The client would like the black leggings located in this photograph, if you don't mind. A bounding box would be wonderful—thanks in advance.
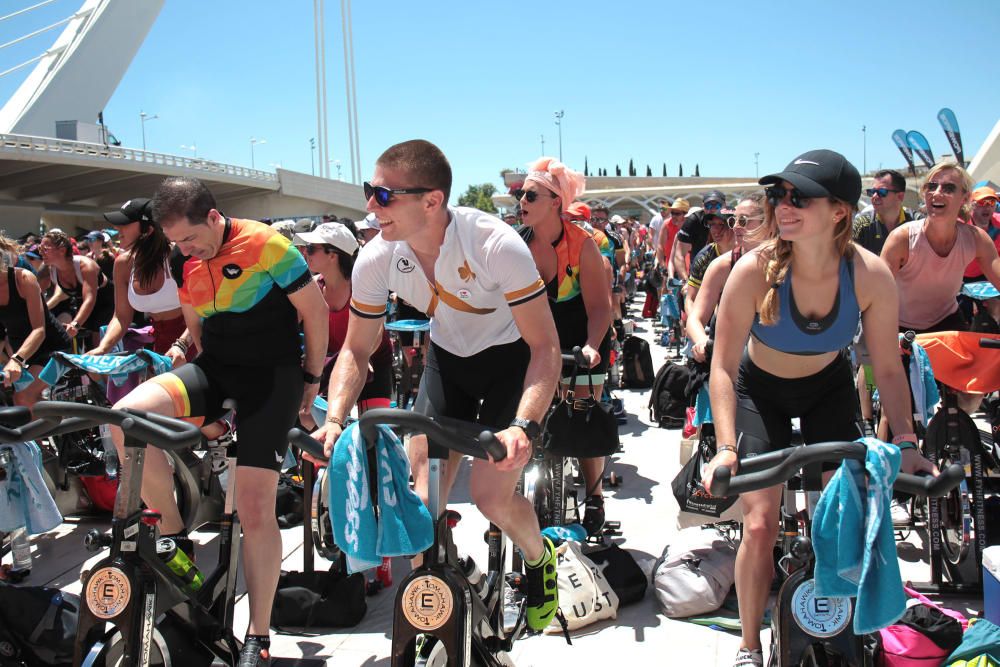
[735,351,862,461]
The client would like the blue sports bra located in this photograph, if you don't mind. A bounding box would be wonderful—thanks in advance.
[750,257,859,356]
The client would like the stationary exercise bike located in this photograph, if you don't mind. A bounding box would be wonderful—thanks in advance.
[29,400,243,667]
[710,441,964,667]
[291,407,529,667]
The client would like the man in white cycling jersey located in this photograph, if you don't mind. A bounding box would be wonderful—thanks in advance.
[310,139,562,631]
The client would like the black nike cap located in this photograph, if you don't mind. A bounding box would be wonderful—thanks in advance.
[759,149,861,206]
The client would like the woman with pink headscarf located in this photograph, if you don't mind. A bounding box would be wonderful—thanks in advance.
[517,157,615,536]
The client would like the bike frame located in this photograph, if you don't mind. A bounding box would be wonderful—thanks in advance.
[75,430,241,666]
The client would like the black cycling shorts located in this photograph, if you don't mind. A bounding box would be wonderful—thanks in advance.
[735,350,862,463]
[151,356,304,471]
[414,339,530,432]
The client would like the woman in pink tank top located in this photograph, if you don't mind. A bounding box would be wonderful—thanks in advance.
[882,161,1000,334]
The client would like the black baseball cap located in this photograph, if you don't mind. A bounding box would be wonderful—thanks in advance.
[759,149,862,206]
[103,198,153,226]
[703,190,726,205]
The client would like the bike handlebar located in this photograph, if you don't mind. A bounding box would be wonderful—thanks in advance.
[981,337,1000,349]
[360,408,505,462]
[709,441,965,498]
[32,401,202,451]
[288,428,329,462]
[0,405,63,443]
[560,346,588,368]
[288,409,506,464]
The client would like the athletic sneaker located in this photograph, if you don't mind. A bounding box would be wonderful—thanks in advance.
[238,636,270,666]
[890,498,912,527]
[524,537,558,631]
[582,495,606,537]
[733,647,763,667]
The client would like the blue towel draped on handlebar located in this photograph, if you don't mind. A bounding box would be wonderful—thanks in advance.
[812,437,904,634]
[38,350,172,387]
[0,442,62,534]
[329,422,433,573]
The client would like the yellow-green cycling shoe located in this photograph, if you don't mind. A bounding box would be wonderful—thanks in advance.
[524,536,558,631]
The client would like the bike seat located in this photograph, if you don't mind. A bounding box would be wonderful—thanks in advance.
[385,319,430,332]
[0,406,30,427]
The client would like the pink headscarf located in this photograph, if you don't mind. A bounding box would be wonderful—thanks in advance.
[524,157,586,213]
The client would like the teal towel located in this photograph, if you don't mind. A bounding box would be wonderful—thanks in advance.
[39,351,171,387]
[329,422,432,573]
[812,437,904,634]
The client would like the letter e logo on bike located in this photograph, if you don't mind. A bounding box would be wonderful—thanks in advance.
[790,578,851,638]
[86,567,132,619]
[401,575,453,631]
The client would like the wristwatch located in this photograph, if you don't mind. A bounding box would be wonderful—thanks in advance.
[509,417,541,440]
[302,370,322,385]
[10,354,26,369]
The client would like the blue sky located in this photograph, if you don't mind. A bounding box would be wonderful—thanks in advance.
[2,0,999,206]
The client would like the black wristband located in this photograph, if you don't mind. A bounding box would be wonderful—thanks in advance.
[303,370,322,385]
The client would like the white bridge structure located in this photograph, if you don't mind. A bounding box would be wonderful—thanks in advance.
[0,0,365,236]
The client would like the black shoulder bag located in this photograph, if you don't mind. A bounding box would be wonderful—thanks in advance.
[545,359,620,458]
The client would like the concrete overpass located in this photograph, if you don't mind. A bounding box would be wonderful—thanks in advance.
[0,132,367,237]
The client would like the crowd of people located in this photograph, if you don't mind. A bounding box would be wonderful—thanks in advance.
[1,137,999,666]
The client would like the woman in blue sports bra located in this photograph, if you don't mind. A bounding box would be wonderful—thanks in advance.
[700,150,937,667]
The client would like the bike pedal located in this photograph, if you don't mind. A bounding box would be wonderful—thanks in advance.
[604,521,621,530]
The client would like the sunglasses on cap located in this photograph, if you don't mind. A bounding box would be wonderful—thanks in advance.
[924,181,959,195]
[766,185,814,209]
[513,189,555,203]
[866,187,902,198]
[703,201,724,212]
[363,182,432,207]
[726,215,764,229]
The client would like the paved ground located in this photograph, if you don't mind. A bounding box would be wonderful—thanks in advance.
[10,297,987,666]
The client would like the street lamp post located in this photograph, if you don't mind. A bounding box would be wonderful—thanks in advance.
[862,125,867,175]
[180,143,198,157]
[310,138,316,176]
[139,111,158,151]
[328,159,342,180]
[554,110,564,161]
[540,134,545,154]
[250,137,266,170]
[754,152,760,179]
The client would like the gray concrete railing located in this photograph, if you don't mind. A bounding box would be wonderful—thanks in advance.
[0,132,278,182]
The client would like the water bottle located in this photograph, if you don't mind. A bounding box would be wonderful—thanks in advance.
[10,526,31,573]
[98,424,119,478]
[156,538,204,592]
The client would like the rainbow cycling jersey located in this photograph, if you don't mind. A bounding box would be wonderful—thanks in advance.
[178,217,311,365]
[350,206,545,358]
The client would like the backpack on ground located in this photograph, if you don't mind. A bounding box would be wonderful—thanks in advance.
[652,524,737,618]
[0,582,80,667]
[648,361,690,428]
[621,336,654,389]
[877,586,966,667]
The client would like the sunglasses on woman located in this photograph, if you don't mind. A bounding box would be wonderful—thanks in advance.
[513,189,554,203]
[726,215,764,229]
[363,182,432,207]
[302,244,333,256]
[924,181,959,195]
[766,185,813,209]
[703,201,724,212]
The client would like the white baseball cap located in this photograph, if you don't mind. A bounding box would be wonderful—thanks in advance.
[356,213,380,231]
[293,222,359,254]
